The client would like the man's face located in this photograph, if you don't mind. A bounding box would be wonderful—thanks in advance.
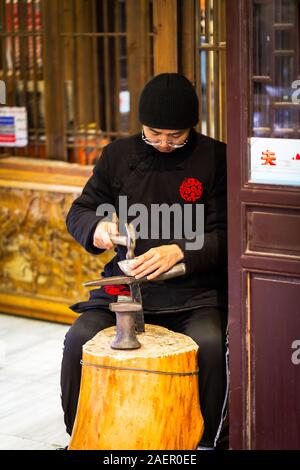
[142,126,190,153]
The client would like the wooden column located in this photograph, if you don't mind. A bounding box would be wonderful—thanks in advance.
[43,0,66,160]
[153,0,178,74]
[75,0,95,127]
[178,0,196,83]
[126,0,150,133]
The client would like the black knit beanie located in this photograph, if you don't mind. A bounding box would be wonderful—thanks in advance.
[138,73,199,129]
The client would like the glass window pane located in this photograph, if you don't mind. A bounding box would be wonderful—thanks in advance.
[196,0,227,142]
[251,0,300,139]
[250,0,300,187]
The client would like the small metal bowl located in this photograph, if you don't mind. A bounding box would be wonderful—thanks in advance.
[118,259,137,276]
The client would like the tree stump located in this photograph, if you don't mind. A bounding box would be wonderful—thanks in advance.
[68,324,204,450]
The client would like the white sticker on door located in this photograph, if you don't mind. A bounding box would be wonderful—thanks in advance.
[250,137,300,186]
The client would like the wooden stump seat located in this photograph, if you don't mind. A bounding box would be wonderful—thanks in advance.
[68,324,204,450]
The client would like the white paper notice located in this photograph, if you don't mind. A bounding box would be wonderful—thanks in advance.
[250,137,300,186]
[0,107,28,147]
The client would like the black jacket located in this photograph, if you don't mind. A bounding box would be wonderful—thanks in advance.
[67,129,227,314]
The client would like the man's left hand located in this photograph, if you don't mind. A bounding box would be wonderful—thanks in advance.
[130,244,184,280]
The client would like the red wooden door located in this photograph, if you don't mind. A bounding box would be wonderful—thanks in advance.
[227,0,300,449]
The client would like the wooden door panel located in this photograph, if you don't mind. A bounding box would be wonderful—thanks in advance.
[250,274,300,449]
[246,206,300,257]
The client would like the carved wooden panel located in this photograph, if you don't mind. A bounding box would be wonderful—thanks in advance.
[0,158,113,324]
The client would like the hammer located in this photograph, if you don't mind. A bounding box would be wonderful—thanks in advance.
[86,222,186,349]
[109,223,135,260]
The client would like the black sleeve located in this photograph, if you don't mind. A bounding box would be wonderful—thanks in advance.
[169,143,227,276]
[66,148,115,254]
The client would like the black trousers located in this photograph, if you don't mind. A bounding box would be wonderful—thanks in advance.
[60,306,228,448]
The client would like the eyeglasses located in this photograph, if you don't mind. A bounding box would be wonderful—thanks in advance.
[142,130,188,148]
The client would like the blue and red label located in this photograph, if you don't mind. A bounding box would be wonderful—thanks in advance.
[0,116,16,143]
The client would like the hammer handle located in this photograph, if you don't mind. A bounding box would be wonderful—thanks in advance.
[109,234,127,247]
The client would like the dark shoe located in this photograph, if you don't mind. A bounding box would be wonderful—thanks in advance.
[56,445,68,450]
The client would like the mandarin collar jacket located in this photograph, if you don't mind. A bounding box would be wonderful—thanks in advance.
[66,130,227,314]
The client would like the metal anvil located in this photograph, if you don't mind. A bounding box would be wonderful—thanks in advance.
[83,262,186,350]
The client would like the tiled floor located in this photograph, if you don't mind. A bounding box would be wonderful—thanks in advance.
[0,313,70,450]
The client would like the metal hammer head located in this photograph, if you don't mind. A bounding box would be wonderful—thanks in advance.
[109,222,136,259]
[124,223,135,259]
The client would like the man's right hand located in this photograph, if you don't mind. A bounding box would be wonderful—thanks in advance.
[93,219,119,250]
